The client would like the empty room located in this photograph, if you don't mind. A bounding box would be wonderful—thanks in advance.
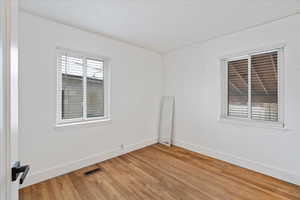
[1,0,300,199]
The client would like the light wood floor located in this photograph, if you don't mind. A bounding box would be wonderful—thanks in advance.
[20,144,300,200]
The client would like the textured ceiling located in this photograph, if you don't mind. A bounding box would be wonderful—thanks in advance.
[20,0,300,53]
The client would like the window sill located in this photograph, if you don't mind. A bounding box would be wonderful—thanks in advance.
[218,117,287,130]
[55,118,111,128]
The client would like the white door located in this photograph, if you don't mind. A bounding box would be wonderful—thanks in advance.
[0,0,27,199]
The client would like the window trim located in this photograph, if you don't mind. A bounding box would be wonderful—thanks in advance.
[56,47,111,126]
[220,44,285,128]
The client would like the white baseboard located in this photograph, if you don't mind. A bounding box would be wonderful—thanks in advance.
[173,140,300,186]
[21,138,158,188]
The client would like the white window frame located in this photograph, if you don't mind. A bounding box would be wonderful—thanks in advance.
[56,47,111,126]
[220,44,285,129]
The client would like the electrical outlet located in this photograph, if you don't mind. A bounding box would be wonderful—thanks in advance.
[120,144,124,149]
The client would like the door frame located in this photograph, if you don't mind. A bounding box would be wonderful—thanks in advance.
[0,0,19,199]
[0,0,9,198]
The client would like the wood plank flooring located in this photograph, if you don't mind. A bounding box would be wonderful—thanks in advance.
[20,144,300,200]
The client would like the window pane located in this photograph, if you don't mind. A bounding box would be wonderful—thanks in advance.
[61,55,84,119]
[228,59,249,118]
[251,52,278,121]
[86,59,105,118]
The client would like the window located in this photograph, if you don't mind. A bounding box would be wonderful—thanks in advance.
[57,48,110,125]
[221,46,284,127]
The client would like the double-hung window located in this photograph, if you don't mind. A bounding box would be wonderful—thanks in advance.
[221,46,284,128]
[56,48,110,125]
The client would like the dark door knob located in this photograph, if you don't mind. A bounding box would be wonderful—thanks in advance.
[12,161,30,184]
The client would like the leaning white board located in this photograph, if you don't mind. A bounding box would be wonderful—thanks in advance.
[158,96,175,146]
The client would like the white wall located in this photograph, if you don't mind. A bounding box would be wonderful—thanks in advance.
[19,12,163,186]
[164,14,300,185]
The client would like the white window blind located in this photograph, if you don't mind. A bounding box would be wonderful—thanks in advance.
[60,54,84,120]
[224,48,283,125]
[86,58,104,118]
[251,52,278,121]
[228,59,249,118]
[57,49,108,124]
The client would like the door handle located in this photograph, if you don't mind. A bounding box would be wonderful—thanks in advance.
[12,161,30,184]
